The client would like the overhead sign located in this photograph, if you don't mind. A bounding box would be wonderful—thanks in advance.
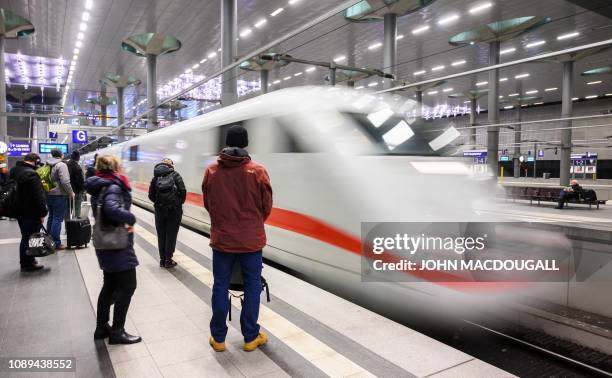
[463,150,487,157]
[7,141,31,156]
[527,156,535,162]
[571,153,597,159]
[39,143,68,154]
[499,155,510,161]
[537,149,544,158]
[48,131,58,139]
[72,130,88,144]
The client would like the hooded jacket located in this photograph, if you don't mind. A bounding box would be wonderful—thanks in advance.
[47,157,74,197]
[86,174,138,272]
[66,159,85,193]
[202,147,273,253]
[148,163,187,208]
[9,161,48,218]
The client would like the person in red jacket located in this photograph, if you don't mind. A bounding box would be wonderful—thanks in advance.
[202,125,273,352]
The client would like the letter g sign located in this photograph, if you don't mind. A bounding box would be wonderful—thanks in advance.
[72,130,88,144]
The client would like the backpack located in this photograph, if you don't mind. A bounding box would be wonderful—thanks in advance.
[0,179,18,217]
[583,189,597,201]
[37,164,56,192]
[155,173,178,207]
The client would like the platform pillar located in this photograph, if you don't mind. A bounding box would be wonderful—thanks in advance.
[100,83,107,128]
[146,54,157,131]
[513,104,522,178]
[560,60,574,186]
[260,70,268,94]
[469,97,477,146]
[415,90,423,118]
[487,41,500,176]
[221,0,237,106]
[383,13,397,89]
[117,86,125,140]
[0,36,6,142]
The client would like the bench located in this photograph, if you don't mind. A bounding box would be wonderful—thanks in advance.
[504,186,606,209]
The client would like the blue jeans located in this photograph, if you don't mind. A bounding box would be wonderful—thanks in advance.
[210,249,262,343]
[46,195,67,246]
[17,217,41,267]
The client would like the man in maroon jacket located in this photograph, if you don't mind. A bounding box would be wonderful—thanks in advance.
[202,125,273,352]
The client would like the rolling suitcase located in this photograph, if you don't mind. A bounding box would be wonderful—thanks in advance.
[66,197,92,249]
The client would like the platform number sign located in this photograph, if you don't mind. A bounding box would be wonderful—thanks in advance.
[72,130,88,144]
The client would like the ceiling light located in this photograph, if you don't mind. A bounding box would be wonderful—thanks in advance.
[77,32,84,40]
[333,55,346,62]
[526,40,546,48]
[368,82,378,87]
[585,95,598,99]
[545,87,557,91]
[499,77,508,82]
[85,0,93,10]
[240,28,252,38]
[218,48,222,52]
[412,25,430,34]
[305,67,316,73]
[82,12,90,21]
[368,42,383,50]
[270,8,284,16]
[355,86,364,90]
[515,73,529,79]
[75,40,83,48]
[413,70,426,75]
[605,93,612,96]
[572,97,579,101]
[557,32,579,40]
[525,89,538,94]
[504,105,514,109]
[509,93,519,97]
[587,80,602,85]
[283,76,291,81]
[451,60,466,66]
[442,88,453,92]
[273,80,281,84]
[200,58,207,64]
[428,90,438,95]
[499,95,503,99]
[79,22,87,31]
[254,19,267,28]
[192,63,199,69]
[533,102,544,105]
[396,34,404,40]
[438,14,459,25]
[500,47,516,55]
[476,81,488,86]
[431,65,445,71]
[208,52,217,58]
[73,48,80,55]
[469,2,492,13]
[294,72,302,77]
[289,0,301,4]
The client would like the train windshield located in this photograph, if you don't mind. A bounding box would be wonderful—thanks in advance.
[349,112,460,156]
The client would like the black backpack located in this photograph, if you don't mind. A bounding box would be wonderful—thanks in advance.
[155,173,178,207]
[0,179,18,217]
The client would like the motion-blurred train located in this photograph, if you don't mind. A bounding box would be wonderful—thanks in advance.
[82,86,556,321]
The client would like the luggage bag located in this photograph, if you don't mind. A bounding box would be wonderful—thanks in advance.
[66,198,91,249]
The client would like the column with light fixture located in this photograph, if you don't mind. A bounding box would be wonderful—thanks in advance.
[100,82,107,127]
[559,61,573,186]
[383,13,397,90]
[102,74,141,141]
[121,33,181,132]
[0,10,35,142]
[487,41,500,176]
[221,0,238,106]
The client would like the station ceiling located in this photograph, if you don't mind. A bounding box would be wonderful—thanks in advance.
[1,0,612,122]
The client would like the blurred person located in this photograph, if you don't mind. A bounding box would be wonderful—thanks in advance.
[202,125,273,352]
[86,155,141,344]
[66,150,86,218]
[148,158,186,268]
[9,153,48,271]
[0,165,7,220]
[86,153,98,180]
[556,179,584,209]
[46,149,74,249]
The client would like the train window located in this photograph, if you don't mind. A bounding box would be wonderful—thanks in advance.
[274,119,307,153]
[129,145,138,161]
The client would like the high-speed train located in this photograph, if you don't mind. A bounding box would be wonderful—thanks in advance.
[82,86,557,321]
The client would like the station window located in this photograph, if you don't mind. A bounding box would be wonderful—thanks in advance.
[129,145,138,161]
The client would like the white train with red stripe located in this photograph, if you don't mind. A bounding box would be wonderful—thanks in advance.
[83,86,541,321]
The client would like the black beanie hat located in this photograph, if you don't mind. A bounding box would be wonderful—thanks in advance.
[226,125,248,148]
[71,150,80,161]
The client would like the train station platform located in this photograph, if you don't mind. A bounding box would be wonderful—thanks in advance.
[0,206,514,378]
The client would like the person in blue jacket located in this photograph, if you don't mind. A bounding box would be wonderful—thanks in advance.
[86,155,141,345]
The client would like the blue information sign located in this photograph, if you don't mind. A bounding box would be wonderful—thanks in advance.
[39,143,69,154]
[48,131,58,139]
[537,149,544,158]
[527,156,535,162]
[7,141,31,156]
[463,150,487,157]
[499,155,510,161]
[72,130,88,144]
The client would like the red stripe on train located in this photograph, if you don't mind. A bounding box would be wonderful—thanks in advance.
[132,181,525,292]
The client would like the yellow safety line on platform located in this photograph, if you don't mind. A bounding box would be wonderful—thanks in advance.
[133,224,377,378]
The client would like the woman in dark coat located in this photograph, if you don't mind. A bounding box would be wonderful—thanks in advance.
[86,155,141,345]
